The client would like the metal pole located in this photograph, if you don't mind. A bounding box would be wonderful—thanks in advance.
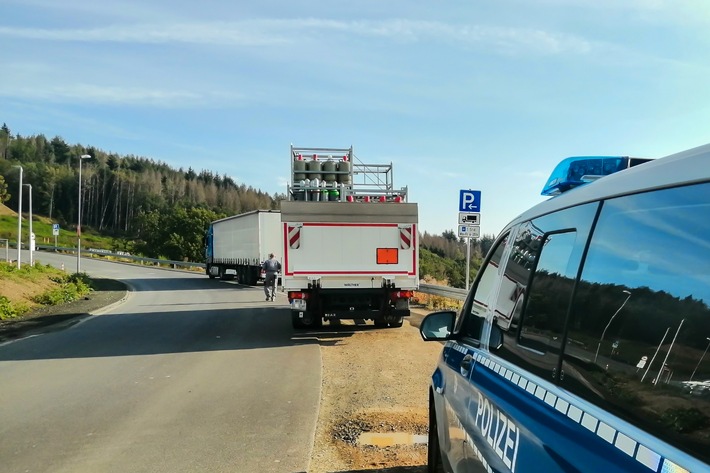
[654,318,685,386]
[594,290,632,362]
[14,165,23,268]
[76,154,91,273]
[689,337,710,382]
[641,327,669,383]
[465,237,471,290]
[77,157,82,273]
[1,238,8,262]
[24,183,33,266]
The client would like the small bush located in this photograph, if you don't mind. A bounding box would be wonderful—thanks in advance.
[0,295,19,320]
[32,273,93,306]
[0,296,28,320]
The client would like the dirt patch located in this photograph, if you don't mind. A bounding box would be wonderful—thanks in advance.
[308,314,442,472]
[0,275,57,306]
[330,409,429,470]
[0,202,16,216]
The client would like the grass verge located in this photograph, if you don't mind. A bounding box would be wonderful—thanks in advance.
[0,262,93,320]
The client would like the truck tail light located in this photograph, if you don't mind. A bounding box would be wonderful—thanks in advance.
[390,290,413,300]
[288,291,309,300]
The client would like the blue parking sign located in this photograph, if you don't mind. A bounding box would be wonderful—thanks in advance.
[459,190,481,212]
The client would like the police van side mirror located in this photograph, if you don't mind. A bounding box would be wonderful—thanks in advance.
[420,311,456,341]
[489,323,504,351]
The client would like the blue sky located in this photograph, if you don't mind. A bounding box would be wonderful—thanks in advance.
[2,0,709,237]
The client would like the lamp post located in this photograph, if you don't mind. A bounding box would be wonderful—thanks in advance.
[23,183,33,266]
[594,289,632,362]
[13,165,23,268]
[690,337,710,382]
[77,154,91,273]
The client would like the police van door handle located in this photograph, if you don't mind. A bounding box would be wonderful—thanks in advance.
[460,354,474,375]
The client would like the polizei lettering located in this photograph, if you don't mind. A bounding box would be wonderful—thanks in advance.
[475,392,519,472]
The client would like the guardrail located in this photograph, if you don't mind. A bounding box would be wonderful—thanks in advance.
[35,245,467,299]
[417,283,467,301]
[36,245,206,271]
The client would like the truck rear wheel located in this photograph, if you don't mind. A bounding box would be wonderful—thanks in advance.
[376,315,403,328]
[207,265,216,279]
[291,310,322,330]
[250,268,259,286]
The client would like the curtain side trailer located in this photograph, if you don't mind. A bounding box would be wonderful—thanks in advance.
[205,210,282,285]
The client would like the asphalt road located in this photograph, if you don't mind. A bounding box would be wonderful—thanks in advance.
[0,251,321,473]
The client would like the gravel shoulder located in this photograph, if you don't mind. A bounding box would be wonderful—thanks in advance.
[308,309,442,473]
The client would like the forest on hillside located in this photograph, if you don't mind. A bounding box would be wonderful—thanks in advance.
[0,123,282,260]
[0,123,495,286]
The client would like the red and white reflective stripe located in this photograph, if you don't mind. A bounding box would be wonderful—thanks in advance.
[399,225,412,250]
[288,225,301,249]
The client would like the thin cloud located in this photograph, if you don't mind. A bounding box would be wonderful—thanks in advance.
[1,83,242,107]
[0,23,286,46]
[0,19,595,55]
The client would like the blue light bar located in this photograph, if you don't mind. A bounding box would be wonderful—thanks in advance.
[541,156,651,196]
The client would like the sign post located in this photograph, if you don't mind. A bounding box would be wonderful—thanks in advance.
[52,223,59,250]
[458,190,482,290]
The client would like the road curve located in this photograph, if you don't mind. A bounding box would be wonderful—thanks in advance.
[0,251,321,473]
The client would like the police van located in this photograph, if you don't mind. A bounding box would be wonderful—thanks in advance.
[420,144,710,473]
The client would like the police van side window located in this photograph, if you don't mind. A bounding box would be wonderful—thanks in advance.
[562,182,710,464]
[519,231,577,357]
[458,233,509,340]
[495,203,598,381]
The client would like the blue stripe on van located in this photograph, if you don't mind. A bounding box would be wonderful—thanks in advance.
[470,351,690,473]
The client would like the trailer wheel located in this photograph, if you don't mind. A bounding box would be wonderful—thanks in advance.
[207,265,216,279]
[374,318,388,328]
[291,310,322,330]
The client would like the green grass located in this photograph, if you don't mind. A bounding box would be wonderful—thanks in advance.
[31,272,93,305]
[0,214,117,251]
[0,262,94,320]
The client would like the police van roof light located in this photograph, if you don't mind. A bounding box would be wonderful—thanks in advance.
[541,156,653,196]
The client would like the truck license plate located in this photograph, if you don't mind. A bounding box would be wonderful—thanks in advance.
[292,299,307,310]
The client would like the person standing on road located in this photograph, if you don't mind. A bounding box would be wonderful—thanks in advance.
[262,253,281,301]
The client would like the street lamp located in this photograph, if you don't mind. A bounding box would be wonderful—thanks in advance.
[690,337,710,382]
[13,165,22,268]
[77,154,91,273]
[23,183,33,266]
[594,289,632,362]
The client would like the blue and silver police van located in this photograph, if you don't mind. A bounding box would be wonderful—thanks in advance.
[421,144,710,472]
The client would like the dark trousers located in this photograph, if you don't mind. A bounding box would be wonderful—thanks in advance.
[264,272,277,298]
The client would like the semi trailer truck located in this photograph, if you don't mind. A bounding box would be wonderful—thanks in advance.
[205,210,281,285]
